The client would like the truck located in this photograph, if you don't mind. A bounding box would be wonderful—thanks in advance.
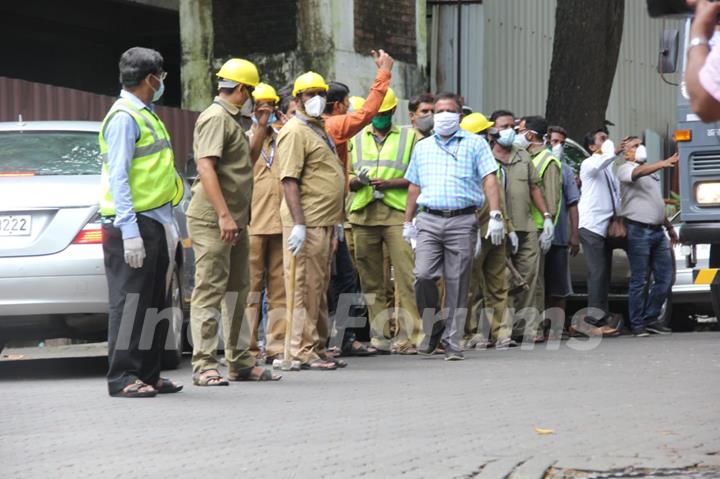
[658,16,720,320]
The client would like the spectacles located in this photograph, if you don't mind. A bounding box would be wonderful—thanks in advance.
[155,71,168,81]
[243,84,255,95]
[304,90,327,98]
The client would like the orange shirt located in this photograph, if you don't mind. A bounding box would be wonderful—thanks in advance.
[324,69,391,191]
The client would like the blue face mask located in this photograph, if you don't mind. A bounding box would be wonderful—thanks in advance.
[497,128,516,147]
[252,112,278,125]
[151,77,164,103]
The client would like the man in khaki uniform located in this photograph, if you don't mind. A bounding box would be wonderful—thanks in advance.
[488,110,552,341]
[188,58,280,386]
[348,88,421,354]
[276,71,344,371]
[459,114,515,349]
[246,83,286,363]
[517,116,560,341]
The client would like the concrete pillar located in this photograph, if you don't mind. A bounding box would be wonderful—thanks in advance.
[179,0,213,111]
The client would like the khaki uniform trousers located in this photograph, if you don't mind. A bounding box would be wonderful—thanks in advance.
[353,224,422,350]
[247,234,286,359]
[510,230,540,337]
[465,237,512,343]
[188,218,254,374]
[282,226,333,364]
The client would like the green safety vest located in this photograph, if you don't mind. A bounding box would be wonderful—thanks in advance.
[530,148,562,229]
[98,98,183,217]
[349,125,415,212]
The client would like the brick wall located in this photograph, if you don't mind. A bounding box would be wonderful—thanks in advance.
[354,0,417,64]
[212,0,297,58]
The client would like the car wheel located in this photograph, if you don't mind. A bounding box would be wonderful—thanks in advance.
[669,306,697,332]
[161,265,184,370]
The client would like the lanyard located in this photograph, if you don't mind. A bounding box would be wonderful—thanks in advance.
[261,139,275,168]
[434,135,461,160]
[295,112,336,154]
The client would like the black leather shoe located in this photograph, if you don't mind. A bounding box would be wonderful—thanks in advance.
[418,321,446,355]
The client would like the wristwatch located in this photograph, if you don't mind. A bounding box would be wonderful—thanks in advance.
[689,37,710,50]
[543,212,552,219]
[490,212,503,221]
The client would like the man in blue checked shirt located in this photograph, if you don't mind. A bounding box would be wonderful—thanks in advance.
[403,92,502,360]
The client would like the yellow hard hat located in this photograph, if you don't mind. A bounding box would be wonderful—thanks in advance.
[216,58,260,88]
[349,96,365,111]
[252,82,280,103]
[460,112,494,134]
[379,87,398,113]
[292,71,329,97]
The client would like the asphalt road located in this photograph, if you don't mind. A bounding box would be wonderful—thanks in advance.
[1,333,719,478]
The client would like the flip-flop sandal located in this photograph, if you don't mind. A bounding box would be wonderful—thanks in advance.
[342,342,375,357]
[396,346,418,355]
[301,360,337,371]
[155,378,183,394]
[111,380,157,398]
[193,369,230,386]
[228,367,282,381]
[327,357,347,368]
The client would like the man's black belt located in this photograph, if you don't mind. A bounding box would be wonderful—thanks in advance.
[422,206,477,218]
[625,218,663,231]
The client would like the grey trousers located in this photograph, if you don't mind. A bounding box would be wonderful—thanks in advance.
[414,212,478,351]
[579,227,612,326]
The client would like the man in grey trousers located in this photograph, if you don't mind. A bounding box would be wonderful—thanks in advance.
[403,92,502,360]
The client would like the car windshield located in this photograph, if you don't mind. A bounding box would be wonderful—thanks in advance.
[0,131,101,175]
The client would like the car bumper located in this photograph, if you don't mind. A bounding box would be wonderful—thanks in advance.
[673,268,713,306]
[0,244,108,317]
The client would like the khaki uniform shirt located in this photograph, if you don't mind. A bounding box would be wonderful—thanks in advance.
[276,114,344,227]
[248,126,282,235]
[500,148,541,233]
[187,97,253,226]
[477,170,513,237]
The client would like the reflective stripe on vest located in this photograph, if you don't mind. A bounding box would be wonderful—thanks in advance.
[98,98,182,216]
[349,126,414,212]
[531,148,562,228]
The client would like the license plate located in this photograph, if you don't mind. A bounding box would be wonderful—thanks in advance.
[0,215,31,236]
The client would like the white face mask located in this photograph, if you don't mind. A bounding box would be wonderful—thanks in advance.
[552,143,564,158]
[240,97,254,116]
[304,95,327,118]
[513,132,530,150]
[433,111,460,136]
[634,144,648,164]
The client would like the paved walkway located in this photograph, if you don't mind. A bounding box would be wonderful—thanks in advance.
[1,333,719,478]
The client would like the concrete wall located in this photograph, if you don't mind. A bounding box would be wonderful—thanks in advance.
[178,0,429,118]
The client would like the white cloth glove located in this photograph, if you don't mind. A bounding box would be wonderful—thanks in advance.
[508,231,519,255]
[474,230,482,258]
[123,236,146,269]
[402,222,417,246]
[542,217,555,241]
[485,210,505,246]
[335,224,345,243]
[539,232,552,254]
[287,224,306,256]
[357,167,371,185]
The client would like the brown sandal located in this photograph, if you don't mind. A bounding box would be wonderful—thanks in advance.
[300,360,337,371]
[228,367,282,381]
[193,369,229,386]
[111,380,157,398]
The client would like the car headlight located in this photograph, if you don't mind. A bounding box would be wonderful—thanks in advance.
[695,182,720,206]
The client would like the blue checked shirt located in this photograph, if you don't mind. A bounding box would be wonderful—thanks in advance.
[405,128,497,210]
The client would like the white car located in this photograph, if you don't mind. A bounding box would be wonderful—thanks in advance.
[0,121,194,367]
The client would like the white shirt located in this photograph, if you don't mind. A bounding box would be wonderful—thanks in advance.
[578,143,620,237]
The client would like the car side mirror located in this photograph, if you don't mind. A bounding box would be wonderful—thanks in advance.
[658,28,679,74]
